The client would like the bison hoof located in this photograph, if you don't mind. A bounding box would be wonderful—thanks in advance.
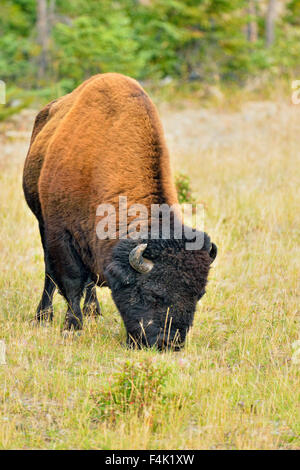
[36,308,53,324]
[83,302,101,317]
[63,314,83,332]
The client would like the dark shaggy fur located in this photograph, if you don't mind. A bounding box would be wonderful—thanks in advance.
[105,230,215,350]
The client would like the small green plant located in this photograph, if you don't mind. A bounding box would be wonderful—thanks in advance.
[175,172,197,205]
[90,358,170,421]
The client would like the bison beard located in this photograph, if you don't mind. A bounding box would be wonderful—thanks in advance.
[22,73,217,350]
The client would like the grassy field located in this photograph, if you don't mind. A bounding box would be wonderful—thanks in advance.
[0,100,299,449]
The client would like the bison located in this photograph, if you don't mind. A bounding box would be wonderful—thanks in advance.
[23,73,217,350]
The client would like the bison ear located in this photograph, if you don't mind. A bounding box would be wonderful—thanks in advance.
[209,243,217,262]
[104,260,135,290]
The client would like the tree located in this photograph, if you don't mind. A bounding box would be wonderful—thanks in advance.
[36,0,50,80]
[247,0,258,43]
[266,0,277,47]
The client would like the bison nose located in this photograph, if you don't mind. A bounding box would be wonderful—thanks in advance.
[126,327,184,351]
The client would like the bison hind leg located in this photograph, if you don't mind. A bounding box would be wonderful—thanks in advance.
[36,222,56,324]
[46,230,89,332]
[36,273,56,323]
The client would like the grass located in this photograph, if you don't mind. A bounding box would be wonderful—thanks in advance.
[0,99,299,449]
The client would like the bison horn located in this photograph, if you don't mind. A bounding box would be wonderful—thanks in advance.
[129,243,154,274]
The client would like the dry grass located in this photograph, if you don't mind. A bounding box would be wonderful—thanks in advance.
[0,100,299,449]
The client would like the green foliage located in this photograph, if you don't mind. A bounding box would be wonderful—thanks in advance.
[286,0,300,26]
[90,358,170,421]
[52,3,145,88]
[0,0,300,107]
[175,172,196,205]
[0,0,38,84]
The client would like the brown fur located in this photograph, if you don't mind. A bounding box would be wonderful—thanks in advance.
[24,73,178,283]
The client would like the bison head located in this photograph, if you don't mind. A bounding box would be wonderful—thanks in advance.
[104,231,217,350]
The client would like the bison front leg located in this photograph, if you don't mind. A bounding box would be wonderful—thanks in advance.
[63,294,84,331]
[83,282,101,317]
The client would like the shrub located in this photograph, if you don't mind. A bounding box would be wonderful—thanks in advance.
[90,358,171,421]
[175,172,197,205]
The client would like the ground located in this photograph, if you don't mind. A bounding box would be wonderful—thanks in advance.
[0,99,299,449]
